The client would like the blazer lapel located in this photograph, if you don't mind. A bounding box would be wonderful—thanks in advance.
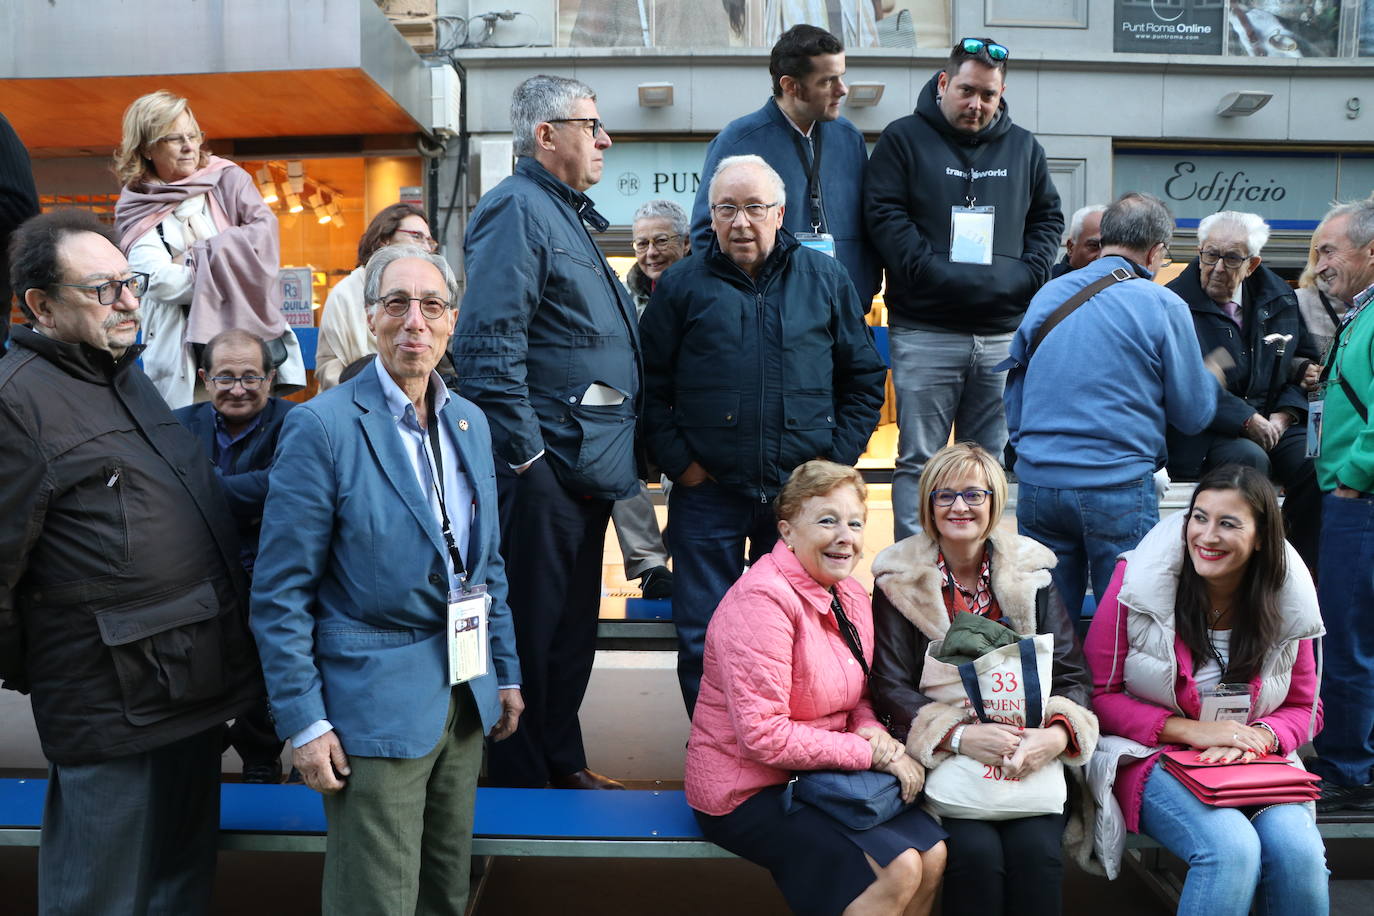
[353,373,447,559]
[437,402,482,574]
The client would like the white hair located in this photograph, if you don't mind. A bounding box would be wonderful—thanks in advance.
[633,199,689,238]
[708,154,786,205]
[1197,210,1270,256]
[1064,204,1107,247]
[510,75,596,158]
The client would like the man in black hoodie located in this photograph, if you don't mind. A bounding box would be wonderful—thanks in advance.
[865,38,1062,539]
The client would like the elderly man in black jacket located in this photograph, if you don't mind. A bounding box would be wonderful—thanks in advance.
[641,154,887,715]
[0,210,261,914]
[1165,210,1322,570]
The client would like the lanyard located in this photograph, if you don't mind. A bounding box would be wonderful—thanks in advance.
[421,394,469,588]
[788,125,825,232]
[948,138,989,207]
[1317,289,1343,334]
[829,588,869,678]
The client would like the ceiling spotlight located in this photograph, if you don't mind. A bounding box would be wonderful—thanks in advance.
[287,160,305,194]
[285,193,303,214]
[255,167,279,204]
[846,82,885,108]
[1216,90,1273,117]
[637,82,674,108]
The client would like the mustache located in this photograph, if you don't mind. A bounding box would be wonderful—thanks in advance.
[103,310,140,330]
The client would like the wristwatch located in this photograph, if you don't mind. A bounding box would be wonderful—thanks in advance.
[949,724,969,755]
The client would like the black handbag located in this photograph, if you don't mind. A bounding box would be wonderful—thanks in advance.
[779,590,913,830]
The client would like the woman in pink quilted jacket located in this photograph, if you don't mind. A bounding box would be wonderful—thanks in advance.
[686,460,947,915]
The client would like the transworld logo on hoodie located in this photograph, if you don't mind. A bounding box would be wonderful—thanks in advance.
[945,166,1010,180]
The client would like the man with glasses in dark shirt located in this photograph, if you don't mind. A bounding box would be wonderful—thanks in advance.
[175,328,295,782]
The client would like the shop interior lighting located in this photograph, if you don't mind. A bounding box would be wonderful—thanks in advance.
[286,160,306,194]
[637,82,674,108]
[255,167,279,204]
[1216,90,1273,117]
[846,82,885,107]
[285,192,303,214]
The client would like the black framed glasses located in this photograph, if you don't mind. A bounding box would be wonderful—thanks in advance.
[957,37,1009,61]
[548,117,606,138]
[207,375,269,392]
[378,295,453,320]
[931,488,994,507]
[394,228,438,252]
[710,203,779,222]
[631,234,681,254]
[1199,249,1250,269]
[53,272,149,305]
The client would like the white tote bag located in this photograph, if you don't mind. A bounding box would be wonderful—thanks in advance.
[920,634,1068,820]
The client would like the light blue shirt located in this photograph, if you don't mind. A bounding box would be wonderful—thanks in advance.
[290,361,478,749]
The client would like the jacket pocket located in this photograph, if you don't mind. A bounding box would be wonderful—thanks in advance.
[780,392,837,462]
[675,390,741,428]
[95,579,224,726]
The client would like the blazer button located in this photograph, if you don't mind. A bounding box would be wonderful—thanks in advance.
[429,573,444,586]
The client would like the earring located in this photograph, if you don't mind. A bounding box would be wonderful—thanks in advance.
[786,543,794,552]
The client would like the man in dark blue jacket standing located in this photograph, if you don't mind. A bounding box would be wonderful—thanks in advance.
[866,37,1062,540]
[642,155,886,714]
[690,25,880,309]
[453,75,641,790]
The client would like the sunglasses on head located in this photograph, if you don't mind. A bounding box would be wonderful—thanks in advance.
[958,37,1009,61]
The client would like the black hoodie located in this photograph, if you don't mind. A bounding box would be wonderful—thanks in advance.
[864,70,1063,334]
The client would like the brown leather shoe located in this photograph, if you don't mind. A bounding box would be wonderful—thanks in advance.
[551,768,627,790]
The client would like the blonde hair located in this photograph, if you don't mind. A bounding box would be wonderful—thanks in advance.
[113,91,209,188]
[917,442,1007,542]
[774,460,867,523]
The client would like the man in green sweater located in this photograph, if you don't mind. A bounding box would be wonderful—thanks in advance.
[1309,196,1374,813]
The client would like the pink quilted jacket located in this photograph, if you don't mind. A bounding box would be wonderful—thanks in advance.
[685,541,882,816]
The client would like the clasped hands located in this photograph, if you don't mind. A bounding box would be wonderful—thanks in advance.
[952,722,1069,779]
[1188,721,1274,764]
[856,725,924,803]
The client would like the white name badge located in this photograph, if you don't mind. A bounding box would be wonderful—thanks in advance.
[1306,388,1324,458]
[1200,684,1251,723]
[447,585,490,686]
[949,206,995,265]
[795,232,837,258]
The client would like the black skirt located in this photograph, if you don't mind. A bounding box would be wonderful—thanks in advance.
[695,784,947,916]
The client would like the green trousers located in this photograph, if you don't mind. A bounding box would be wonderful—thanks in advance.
[321,688,484,915]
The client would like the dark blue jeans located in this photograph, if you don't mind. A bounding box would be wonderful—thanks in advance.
[1312,492,1374,787]
[1015,474,1157,624]
[667,479,777,717]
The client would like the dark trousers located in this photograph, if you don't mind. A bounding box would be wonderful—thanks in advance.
[39,727,222,916]
[939,812,1068,916]
[487,457,612,787]
[1178,425,1320,573]
[667,479,778,717]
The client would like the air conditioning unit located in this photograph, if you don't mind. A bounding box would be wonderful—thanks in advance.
[430,65,462,137]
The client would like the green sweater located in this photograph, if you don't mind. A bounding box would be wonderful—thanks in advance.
[1317,287,1374,492]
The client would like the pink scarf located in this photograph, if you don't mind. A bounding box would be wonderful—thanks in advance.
[114,156,287,345]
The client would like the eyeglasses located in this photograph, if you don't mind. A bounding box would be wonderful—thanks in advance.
[53,272,150,306]
[207,375,269,391]
[1199,249,1250,269]
[957,37,1009,61]
[378,295,453,320]
[155,131,205,147]
[930,488,994,507]
[631,234,681,254]
[548,117,607,138]
[394,228,438,252]
[710,203,779,223]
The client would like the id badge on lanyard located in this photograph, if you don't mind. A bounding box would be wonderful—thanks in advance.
[950,205,995,265]
[1199,684,1251,723]
[1306,385,1325,458]
[448,583,490,685]
[795,232,836,258]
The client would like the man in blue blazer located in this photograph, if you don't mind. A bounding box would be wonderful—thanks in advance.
[251,244,522,915]
[175,328,295,783]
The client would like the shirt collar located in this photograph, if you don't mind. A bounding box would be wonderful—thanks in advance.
[213,406,264,443]
[373,357,449,429]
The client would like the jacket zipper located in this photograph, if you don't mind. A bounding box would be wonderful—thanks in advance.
[756,289,767,503]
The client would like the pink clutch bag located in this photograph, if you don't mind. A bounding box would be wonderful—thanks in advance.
[1161,750,1320,808]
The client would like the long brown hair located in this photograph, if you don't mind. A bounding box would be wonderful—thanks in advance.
[355,203,428,268]
[1175,465,1287,681]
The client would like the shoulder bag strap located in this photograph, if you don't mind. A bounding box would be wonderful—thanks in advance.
[1027,267,1137,363]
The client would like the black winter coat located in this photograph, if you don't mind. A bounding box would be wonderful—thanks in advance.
[1164,261,1320,478]
[639,230,887,501]
[0,328,262,764]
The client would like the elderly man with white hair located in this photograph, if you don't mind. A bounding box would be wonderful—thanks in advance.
[640,153,887,714]
[1164,209,1322,571]
[1050,203,1106,278]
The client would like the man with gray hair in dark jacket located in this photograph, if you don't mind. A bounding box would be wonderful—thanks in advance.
[453,74,641,791]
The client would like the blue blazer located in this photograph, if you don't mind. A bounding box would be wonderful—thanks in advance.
[249,368,520,758]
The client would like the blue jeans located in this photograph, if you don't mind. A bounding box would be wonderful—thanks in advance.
[1140,765,1329,916]
[1312,492,1374,787]
[1016,474,1156,624]
[890,326,1012,540]
[667,479,777,717]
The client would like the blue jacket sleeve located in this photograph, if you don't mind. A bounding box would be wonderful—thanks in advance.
[1161,298,1221,437]
[1020,143,1064,285]
[638,275,695,479]
[249,407,336,740]
[452,192,550,467]
[828,276,887,465]
[691,134,729,258]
